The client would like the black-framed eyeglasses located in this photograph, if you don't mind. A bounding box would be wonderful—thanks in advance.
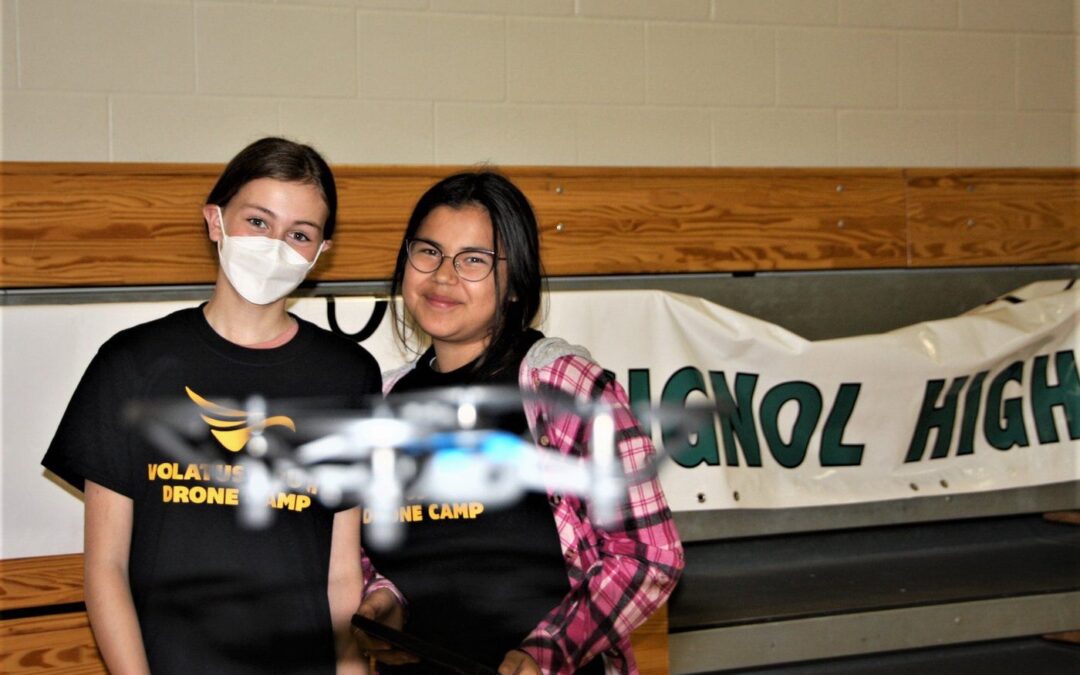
[405,238,505,282]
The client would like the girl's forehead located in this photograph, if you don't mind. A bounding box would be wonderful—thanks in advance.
[236,177,322,200]
[231,178,329,223]
[417,204,495,246]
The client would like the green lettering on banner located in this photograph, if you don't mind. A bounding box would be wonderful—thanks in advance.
[760,382,821,469]
[820,383,864,466]
[905,377,967,462]
[662,367,719,467]
[957,371,988,456]
[985,362,1030,450]
[708,371,762,467]
[627,369,654,435]
[1030,350,1080,444]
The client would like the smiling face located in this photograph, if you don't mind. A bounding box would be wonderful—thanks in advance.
[402,204,506,371]
[205,177,331,262]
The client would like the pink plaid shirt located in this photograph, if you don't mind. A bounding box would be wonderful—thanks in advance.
[362,337,684,674]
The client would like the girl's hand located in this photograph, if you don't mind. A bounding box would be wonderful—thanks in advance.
[498,649,541,675]
[351,588,417,666]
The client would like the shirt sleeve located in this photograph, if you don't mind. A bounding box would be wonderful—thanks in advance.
[360,547,408,613]
[41,338,138,496]
[519,355,685,674]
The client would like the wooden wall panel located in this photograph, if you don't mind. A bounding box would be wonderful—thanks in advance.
[511,168,908,275]
[1,163,1076,289]
[2,164,222,288]
[907,169,1080,267]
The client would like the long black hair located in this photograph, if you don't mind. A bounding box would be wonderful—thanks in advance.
[390,170,543,378]
[205,136,338,240]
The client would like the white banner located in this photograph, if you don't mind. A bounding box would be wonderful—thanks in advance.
[515,281,1079,513]
[3,282,1077,556]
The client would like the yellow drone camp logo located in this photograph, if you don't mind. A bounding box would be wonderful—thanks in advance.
[185,387,297,452]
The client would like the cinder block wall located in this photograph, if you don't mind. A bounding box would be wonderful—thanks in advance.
[1,0,1076,166]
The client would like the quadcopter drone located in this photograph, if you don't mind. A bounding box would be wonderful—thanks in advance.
[133,384,716,550]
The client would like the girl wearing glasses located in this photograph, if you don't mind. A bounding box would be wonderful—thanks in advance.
[354,171,683,675]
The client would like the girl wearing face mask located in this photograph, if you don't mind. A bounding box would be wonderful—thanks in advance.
[42,137,379,675]
[353,172,684,675]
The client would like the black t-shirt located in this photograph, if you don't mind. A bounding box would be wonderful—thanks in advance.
[369,331,602,674]
[42,307,382,674]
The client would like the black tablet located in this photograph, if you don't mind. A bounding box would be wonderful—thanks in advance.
[351,614,500,675]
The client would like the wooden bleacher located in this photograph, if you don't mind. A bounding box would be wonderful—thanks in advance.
[0,554,99,672]
[0,553,668,674]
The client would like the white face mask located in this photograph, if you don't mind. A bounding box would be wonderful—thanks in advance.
[214,206,324,305]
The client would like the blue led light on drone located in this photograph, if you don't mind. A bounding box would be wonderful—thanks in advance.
[432,448,470,466]
[480,432,524,462]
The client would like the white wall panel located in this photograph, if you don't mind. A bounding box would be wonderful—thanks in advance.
[19,0,194,93]
[0,2,1074,178]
